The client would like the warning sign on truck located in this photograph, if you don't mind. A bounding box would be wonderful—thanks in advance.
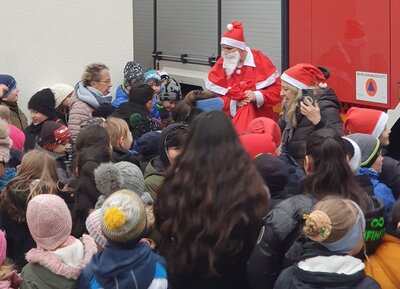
[356,71,388,104]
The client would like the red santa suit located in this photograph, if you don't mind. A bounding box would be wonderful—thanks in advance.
[206,47,281,133]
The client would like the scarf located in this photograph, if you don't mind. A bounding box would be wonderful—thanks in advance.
[75,82,111,109]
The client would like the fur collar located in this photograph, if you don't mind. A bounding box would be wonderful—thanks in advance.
[25,235,97,280]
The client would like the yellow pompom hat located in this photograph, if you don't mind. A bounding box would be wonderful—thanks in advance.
[100,189,147,243]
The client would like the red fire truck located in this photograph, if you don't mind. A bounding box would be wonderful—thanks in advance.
[289,0,400,128]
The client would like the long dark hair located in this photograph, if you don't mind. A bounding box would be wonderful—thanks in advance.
[71,145,111,237]
[302,128,370,211]
[155,111,269,277]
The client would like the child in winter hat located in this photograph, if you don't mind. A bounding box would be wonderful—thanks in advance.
[345,107,390,146]
[364,199,400,288]
[22,194,97,288]
[38,121,71,184]
[112,61,144,108]
[94,161,155,232]
[51,83,74,111]
[24,88,60,152]
[0,230,21,289]
[94,161,146,208]
[28,88,57,123]
[77,190,168,289]
[274,197,380,289]
[0,75,28,131]
[85,209,107,250]
[347,133,395,213]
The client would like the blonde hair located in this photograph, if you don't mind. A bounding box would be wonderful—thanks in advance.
[104,117,130,147]
[0,258,15,281]
[0,106,11,123]
[81,63,109,86]
[282,82,319,128]
[303,197,359,243]
[14,150,59,201]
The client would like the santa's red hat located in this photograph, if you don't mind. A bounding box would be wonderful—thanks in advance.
[344,107,388,138]
[220,21,246,50]
[281,63,327,89]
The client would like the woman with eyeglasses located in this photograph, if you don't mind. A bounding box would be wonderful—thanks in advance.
[68,63,112,144]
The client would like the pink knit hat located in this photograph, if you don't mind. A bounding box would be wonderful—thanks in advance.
[86,209,107,248]
[27,194,72,251]
[0,230,6,265]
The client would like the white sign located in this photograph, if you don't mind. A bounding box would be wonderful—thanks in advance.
[356,71,388,104]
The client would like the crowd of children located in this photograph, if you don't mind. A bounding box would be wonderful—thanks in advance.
[0,58,400,289]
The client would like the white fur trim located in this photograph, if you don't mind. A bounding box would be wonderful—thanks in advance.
[227,23,233,30]
[53,239,84,267]
[205,78,229,95]
[343,137,362,174]
[220,37,247,50]
[254,91,264,108]
[256,70,280,90]
[372,112,388,138]
[230,100,238,117]
[298,255,364,275]
[281,72,308,89]
[319,82,328,88]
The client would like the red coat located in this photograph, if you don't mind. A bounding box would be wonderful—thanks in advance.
[206,47,281,133]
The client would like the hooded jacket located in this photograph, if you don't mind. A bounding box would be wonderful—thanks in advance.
[364,233,400,289]
[77,242,167,289]
[274,254,380,289]
[278,87,343,166]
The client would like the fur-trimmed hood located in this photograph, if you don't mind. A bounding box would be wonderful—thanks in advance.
[25,234,97,280]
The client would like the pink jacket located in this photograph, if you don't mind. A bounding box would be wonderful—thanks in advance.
[67,92,95,144]
[8,124,25,151]
[0,271,21,289]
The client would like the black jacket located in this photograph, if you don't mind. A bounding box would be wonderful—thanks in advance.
[278,87,343,166]
[380,156,400,199]
[274,242,381,289]
[112,147,140,167]
[247,194,315,289]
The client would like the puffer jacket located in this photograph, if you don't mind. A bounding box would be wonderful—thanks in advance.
[247,194,314,289]
[278,87,343,166]
[67,92,95,144]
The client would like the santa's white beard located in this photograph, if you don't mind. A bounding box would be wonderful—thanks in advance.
[222,51,240,78]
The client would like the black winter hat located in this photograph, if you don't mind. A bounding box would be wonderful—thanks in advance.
[159,122,188,167]
[28,88,56,118]
[254,153,289,193]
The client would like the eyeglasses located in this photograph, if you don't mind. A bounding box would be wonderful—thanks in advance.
[97,80,112,84]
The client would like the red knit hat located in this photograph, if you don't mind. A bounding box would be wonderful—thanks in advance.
[344,107,388,138]
[220,21,246,50]
[247,117,282,148]
[281,63,327,89]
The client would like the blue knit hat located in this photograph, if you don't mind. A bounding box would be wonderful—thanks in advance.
[0,75,17,98]
[144,70,161,85]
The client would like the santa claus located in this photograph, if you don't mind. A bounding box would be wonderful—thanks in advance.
[206,21,281,133]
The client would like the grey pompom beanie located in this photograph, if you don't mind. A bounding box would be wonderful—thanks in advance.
[94,161,145,197]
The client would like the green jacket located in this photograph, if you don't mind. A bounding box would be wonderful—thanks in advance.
[21,263,76,289]
[144,156,166,200]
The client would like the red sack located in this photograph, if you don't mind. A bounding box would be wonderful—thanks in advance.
[226,80,256,100]
[232,104,257,134]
